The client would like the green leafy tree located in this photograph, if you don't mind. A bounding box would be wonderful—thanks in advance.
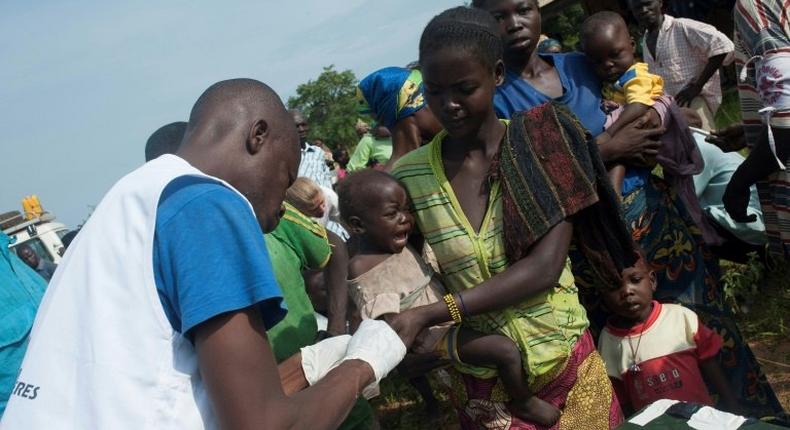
[543,4,586,51]
[287,65,364,150]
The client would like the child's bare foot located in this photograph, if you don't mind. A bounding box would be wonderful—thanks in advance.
[510,396,561,427]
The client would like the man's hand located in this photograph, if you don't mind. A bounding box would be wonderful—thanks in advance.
[707,124,747,152]
[675,81,703,107]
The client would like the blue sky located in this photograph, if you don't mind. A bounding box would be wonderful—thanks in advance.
[0,0,462,228]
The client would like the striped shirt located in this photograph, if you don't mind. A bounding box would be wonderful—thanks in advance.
[734,0,790,259]
[640,14,734,114]
[392,129,588,388]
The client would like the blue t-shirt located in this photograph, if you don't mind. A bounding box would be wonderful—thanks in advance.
[493,52,647,195]
[153,176,286,338]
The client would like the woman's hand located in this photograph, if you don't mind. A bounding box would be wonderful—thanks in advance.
[598,111,665,166]
[388,308,431,348]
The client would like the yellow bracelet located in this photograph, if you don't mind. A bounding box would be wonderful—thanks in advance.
[443,293,462,323]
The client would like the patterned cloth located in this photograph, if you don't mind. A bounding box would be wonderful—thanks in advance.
[499,104,637,287]
[640,14,734,115]
[357,67,426,129]
[734,0,790,260]
[602,62,664,107]
[392,126,590,387]
[448,332,622,430]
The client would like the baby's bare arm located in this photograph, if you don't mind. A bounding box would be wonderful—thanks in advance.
[607,102,651,137]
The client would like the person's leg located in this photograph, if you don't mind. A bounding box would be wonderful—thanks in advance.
[455,328,561,426]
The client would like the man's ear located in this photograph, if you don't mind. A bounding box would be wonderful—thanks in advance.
[494,60,506,86]
[347,215,366,235]
[247,118,269,155]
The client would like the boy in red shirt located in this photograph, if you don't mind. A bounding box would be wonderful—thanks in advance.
[597,254,739,415]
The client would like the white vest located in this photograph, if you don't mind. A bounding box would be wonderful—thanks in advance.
[1,155,254,429]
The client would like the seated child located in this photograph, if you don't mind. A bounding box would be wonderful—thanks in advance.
[337,170,561,426]
[597,252,739,415]
[580,11,664,194]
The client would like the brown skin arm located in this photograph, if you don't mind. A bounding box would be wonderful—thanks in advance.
[384,116,422,172]
[324,231,349,336]
[608,164,627,197]
[195,306,374,430]
[675,53,728,107]
[607,103,651,137]
[699,357,740,413]
[723,127,790,222]
[597,110,665,167]
[278,352,309,395]
[390,221,573,347]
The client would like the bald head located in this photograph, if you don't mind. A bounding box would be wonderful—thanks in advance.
[145,121,187,162]
[178,78,301,233]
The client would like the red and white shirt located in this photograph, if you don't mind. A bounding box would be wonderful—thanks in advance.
[597,302,722,411]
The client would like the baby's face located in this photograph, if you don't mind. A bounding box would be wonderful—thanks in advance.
[585,24,636,83]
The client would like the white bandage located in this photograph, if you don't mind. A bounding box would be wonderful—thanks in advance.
[300,335,351,386]
[343,319,407,398]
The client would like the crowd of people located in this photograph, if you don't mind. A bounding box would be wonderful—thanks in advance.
[1,0,788,429]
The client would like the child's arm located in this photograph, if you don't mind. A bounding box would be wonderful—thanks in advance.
[324,231,349,336]
[607,102,651,137]
[699,358,740,413]
[607,164,626,197]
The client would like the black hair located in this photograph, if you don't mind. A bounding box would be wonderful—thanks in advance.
[471,0,539,8]
[336,169,403,225]
[418,6,503,72]
[579,11,628,51]
[145,122,187,162]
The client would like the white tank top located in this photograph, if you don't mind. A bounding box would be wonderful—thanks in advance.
[1,155,254,429]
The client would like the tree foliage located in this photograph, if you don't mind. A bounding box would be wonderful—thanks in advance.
[542,3,586,51]
[287,65,363,150]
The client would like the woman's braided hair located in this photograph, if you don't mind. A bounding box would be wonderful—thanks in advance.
[418,6,503,72]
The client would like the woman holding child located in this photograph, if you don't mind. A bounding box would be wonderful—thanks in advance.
[390,7,629,429]
[470,0,783,418]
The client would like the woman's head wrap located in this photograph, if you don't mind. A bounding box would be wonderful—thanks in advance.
[357,67,426,129]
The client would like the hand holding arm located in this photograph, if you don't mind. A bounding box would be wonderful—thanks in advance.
[391,221,574,346]
[195,307,374,430]
[597,110,665,167]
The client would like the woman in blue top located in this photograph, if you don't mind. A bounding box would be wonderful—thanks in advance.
[473,0,784,418]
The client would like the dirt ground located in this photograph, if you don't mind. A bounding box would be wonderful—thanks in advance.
[749,336,790,411]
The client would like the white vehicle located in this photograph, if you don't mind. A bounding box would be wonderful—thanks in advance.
[1,202,70,264]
